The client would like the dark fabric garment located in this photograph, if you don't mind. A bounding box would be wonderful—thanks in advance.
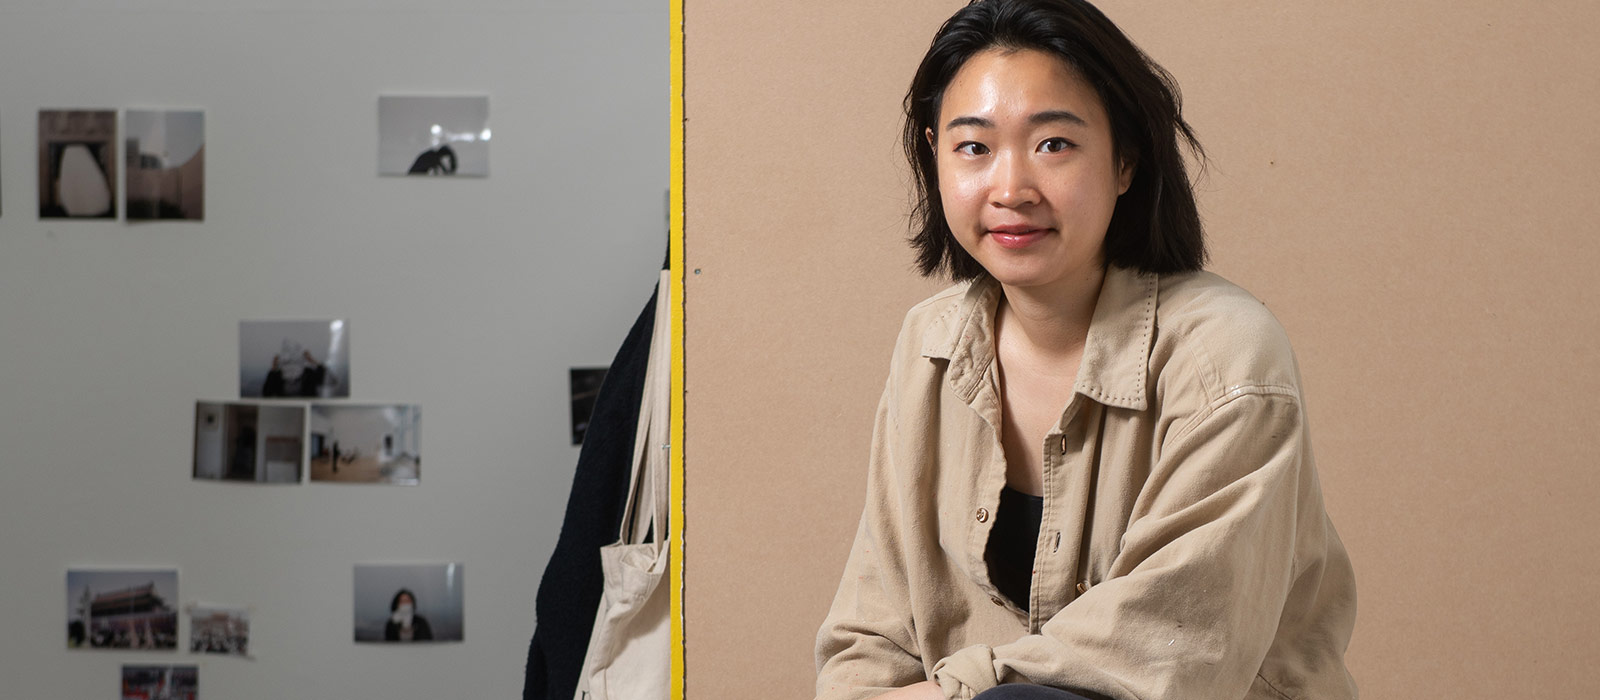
[262,364,326,397]
[384,615,433,642]
[523,287,658,700]
[985,485,1044,611]
[973,684,1108,700]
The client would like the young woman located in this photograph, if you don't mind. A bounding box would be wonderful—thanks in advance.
[813,2,1357,699]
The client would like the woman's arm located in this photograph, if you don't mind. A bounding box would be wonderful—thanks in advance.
[815,384,932,700]
[931,388,1353,700]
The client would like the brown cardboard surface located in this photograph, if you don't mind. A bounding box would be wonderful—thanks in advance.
[685,1,1600,698]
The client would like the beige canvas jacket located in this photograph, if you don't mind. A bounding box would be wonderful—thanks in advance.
[815,267,1357,700]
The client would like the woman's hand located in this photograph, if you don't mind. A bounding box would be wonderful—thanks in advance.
[869,680,943,700]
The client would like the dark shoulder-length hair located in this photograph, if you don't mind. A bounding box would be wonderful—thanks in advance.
[904,0,1206,279]
[391,588,417,611]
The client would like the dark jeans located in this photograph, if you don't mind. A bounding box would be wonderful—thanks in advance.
[973,685,1104,700]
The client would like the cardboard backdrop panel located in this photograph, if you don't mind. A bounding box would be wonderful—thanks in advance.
[684,1,1600,698]
[0,2,666,699]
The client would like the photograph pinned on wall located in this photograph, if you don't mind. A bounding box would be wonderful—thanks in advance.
[239,320,350,398]
[186,603,250,657]
[193,401,306,484]
[570,367,608,445]
[353,563,463,643]
[309,403,420,485]
[121,664,197,700]
[38,109,117,219]
[66,569,178,650]
[125,110,204,221]
[378,95,489,176]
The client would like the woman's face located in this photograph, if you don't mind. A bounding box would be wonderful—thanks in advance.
[396,593,415,609]
[931,48,1132,294]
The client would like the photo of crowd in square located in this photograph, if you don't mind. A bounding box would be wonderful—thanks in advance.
[187,604,250,657]
[121,664,197,700]
[66,569,178,650]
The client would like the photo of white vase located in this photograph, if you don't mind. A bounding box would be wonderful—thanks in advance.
[56,144,112,217]
[38,109,117,219]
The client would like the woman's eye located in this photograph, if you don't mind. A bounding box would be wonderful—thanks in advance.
[954,142,989,156]
[1038,138,1074,153]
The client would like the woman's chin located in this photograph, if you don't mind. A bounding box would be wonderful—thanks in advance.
[984,265,1069,291]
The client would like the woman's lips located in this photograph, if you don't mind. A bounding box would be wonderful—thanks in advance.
[987,227,1049,249]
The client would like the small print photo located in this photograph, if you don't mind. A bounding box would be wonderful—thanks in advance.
[187,604,250,657]
[353,563,463,643]
[378,95,489,176]
[122,664,197,700]
[125,110,204,221]
[569,367,608,445]
[239,320,350,398]
[39,109,117,219]
[193,401,306,483]
[310,404,420,485]
[67,569,178,650]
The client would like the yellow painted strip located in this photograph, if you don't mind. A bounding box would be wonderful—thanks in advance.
[668,0,686,697]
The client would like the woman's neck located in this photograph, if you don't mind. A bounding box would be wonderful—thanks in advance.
[995,265,1106,361]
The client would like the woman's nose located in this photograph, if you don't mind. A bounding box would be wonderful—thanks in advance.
[989,153,1040,208]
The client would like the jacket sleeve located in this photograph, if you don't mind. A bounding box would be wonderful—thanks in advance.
[931,386,1326,700]
[814,382,929,700]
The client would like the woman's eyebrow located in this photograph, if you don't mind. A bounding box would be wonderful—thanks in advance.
[944,115,994,131]
[944,110,1088,131]
[1030,109,1087,126]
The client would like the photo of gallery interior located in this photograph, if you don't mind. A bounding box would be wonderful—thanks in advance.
[192,402,306,484]
[309,405,420,485]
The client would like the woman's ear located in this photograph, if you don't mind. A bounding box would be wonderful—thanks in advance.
[925,127,936,150]
[1117,157,1135,195]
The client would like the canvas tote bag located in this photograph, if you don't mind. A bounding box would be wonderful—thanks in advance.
[574,271,672,700]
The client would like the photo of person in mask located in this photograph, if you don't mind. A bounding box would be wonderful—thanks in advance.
[384,589,434,642]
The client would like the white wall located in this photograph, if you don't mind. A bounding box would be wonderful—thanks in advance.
[0,1,667,698]
[321,405,410,456]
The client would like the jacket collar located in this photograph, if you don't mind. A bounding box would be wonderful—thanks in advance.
[920,266,1157,411]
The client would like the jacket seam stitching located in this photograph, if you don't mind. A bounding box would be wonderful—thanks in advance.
[1134,271,1156,397]
[1170,383,1299,440]
[1256,671,1296,700]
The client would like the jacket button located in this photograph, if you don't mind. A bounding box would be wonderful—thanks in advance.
[991,597,1004,607]
[1076,581,1089,595]
[975,508,990,523]
[1060,434,1069,454]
